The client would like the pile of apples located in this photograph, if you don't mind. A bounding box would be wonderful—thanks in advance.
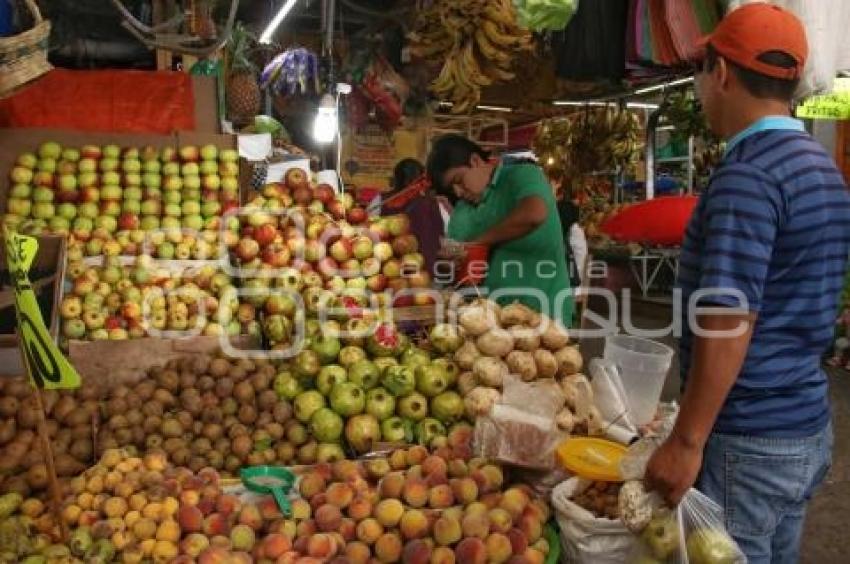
[5,141,239,257]
[59,256,241,346]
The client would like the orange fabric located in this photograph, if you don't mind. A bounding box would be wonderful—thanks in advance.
[0,69,196,133]
[701,3,807,80]
[601,196,698,247]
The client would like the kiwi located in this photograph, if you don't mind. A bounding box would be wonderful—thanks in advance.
[175,411,193,431]
[246,451,265,466]
[0,420,16,445]
[3,476,30,497]
[27,463,49,489]
[54,454,85,477]
[236,358,255,373]
[209,358,231,378]
[276,442,295,464]
[228,423,249,439]
[205,450,224,470]
[161,418,183,439]
[142,402,164,418]
[229,366,247,381]
[64,409,92,427]
[273,401,293,424]
[131,427,146,445]
[188,457,206,473]
[152,389,176,407]
[222,415,238,429]
[114,428,133,445]
[172,448,191,466]
[157,369,180,392]
[0,397,19,418]
[126,409,143,427]
[69,439,93,462]
[233,381,255,404]
[221,398,238,416]
[71,424,92,440]
[5,441,28,463]
[146,434,164,450]
[135,381,156,401]
[257,390,278,411]
[106,397,128,418]
[214,377,234,400]
[297,441,318,465]
[202,423,224,442]
[237,405,258,425]
[251,371,272,391]
[192,421,203,435]
[17,406,40,430]
[112,385,130,398]
[192,438,212,456]
[196,375,215,391]
[163,437,184,454]
[252,429,271,443]
[256,412,272,428]
[224,454,242,473]
[5,379,29,398]
[181,393,203,417]
[231,435,252,458]
[265,422,285,440]
[179,371,198,390]
[191,355,211,375]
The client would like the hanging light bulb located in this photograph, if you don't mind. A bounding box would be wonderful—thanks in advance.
[313,94,337,144]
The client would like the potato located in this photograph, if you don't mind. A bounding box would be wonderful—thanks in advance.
[472,357,508,388]
[541,321,570,350]
[554,346,583,377]
[454,341,482,370]
[509,325,541,352]
[499,302,535,326]
[505,351,537,381]
[476,328,514,357]
[533,349,558,379]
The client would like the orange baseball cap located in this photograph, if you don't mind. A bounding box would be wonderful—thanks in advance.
[699,3,808,80]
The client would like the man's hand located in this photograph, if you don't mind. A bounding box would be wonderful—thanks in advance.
[645,434,704,506]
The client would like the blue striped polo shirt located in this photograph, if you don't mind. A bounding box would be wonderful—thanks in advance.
[678,117,850,438]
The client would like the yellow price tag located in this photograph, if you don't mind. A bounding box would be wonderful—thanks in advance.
[3,227,80,389]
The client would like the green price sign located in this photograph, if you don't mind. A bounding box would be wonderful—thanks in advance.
[3,227,80,389]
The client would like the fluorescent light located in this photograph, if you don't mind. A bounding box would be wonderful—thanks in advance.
[626,102,659,109]
[552,101,609,107]
[259,0,298,44]
[476,105,512,112]
[657,125,675,131]
[634,76,693,95]
[313,94,337,143]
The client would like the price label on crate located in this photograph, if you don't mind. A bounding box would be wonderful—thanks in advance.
[3,226,80,389]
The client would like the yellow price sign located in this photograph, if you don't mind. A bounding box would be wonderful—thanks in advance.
[3,227,80,389]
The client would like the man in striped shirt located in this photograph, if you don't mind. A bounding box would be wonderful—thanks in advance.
[645,5,850,562]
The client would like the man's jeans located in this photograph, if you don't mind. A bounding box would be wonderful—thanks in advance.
[697,422,833,564]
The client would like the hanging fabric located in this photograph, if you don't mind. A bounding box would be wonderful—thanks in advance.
[552,0,629,82]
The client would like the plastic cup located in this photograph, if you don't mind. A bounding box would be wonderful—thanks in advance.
[603,335,673,426]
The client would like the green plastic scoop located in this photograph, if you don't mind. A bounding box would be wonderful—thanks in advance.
[240,466,295,516]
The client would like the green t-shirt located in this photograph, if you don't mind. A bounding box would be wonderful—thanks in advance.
[447,163,573,326]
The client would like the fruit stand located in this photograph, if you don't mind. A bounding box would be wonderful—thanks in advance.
[0,0,810,562]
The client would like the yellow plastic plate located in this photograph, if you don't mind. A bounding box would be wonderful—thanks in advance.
[556,437,627,482]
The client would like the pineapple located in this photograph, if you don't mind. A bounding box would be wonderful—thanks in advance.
[225,22,261,125]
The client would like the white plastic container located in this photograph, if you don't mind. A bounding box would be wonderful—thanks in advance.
[603,335,673,426]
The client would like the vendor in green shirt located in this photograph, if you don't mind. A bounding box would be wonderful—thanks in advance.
[426,135,573,326]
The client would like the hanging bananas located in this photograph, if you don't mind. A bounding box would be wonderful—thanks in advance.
[408,0,533,114]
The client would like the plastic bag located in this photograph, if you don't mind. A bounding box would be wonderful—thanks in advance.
[473,375,565,469]
[552,477,637,564]
[514,0,580,32]
[630,489,746,564]
[589,358,639,443]
[619,402,679,481]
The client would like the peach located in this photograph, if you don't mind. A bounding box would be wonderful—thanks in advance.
[430,546,456,564]
[132,517,158,541]
[180,532,211,557]
[454,537,486,564]
[507,529,529,555]
[333,459,363,482]
[307,533,338,559]
[345,540,372,564]
[198,546,230,564]
[522,547,545,564]
[506,557,531,564]
[299,472,327,499]
[524,501,549,525]
[296,558,325,564]
[291,498,312,520]
[178,504,204,533]
[480,465,504,493]
[316,503,343,532]
[485,533,513,563]
[379,472,406,499]
[296,518,317,539]
[310,493,328,512]
[373,531,403,562]
[399,509,429,540]
[433,515,462,546]
[276,551,301,564]
[442,506,464,523]
[428,484,454,509]
[531,539,549,554]
[339,517,357,541]
[447,424,473,449]
[406,465,423,480]
[449,478,478,505]
[517,514,542,543]
[258,496,283,520]
[156,518,181,543]
[406,445,429,466]
[433,446,453,460]
[403,479,429,508]
[239,504,264,531]
[374,498,405,528]
[356,517,384,544]
[499,488,529,519]
[348,496,374,521]
[197,498,216,516]
[447,459,468,478]
[293,536,309,554]
[426,471,449,488]
[488,508,513,534]
[461,513,490,539]
[202,513,230,537]
[231,523,257,552]
[480,492,503,510]
[326,482,355,509]
[389,449,408,470]
[464,502,488,516]
[153,540,179,561]
[421,456,447,477]
[210,535,232,549]
[403,539,432,564]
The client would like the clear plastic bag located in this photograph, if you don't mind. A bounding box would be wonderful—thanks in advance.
[630,489,746,564]
[473,375,565,469]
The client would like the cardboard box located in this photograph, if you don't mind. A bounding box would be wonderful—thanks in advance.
[0,235,66,377]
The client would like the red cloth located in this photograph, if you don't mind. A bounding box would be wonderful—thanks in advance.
[0,69,195,133]
[601,196,698,246]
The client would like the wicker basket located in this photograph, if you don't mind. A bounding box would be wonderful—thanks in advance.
[0,0,52,98]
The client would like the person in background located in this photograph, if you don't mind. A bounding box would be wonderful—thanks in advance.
[645,5,850,563]
[552,178,588,293]
[427,135,573,326]
[381,158,451,278]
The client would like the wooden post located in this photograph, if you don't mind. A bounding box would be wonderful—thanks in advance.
[22,348,69,541]
[152,0,172,70]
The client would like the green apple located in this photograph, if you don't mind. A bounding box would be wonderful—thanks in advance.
[78,158,97,173]
[10,184,31,199]
[221,177,239,192]
[183,189,201,202]
[161,216,181,229]
[16,152,38,168]
[77,202,99,219]
[124,172,142,187]
[219,148,238,162]
[6,198,32,217]
[140,199,161,216]
[32,202,55,219]
[57,202,77,220]
[142,173,161,189]
[102,144,121,159]
[200,144,218,161]
[123,186,142,201]
[181,162,199,176]
[100,201,122,217]
[164,191,181,205]
[101,185,122,201]
[200,160,218,175]
[163,175,182,190]
[78,171,98,188]
[164,203,182,217]
[142,160,160,174]
[182,201,201,216]
[182,215,204,231]
[48,216,70,232]
[201,201,221,217]
[183,175,201,190]
[33,186,54,203]
[99,158,118,172]
[37,158,56,172]
[62,318,86,339]
[122,200,141,215]
[95,215,117,233]
[72,217,94,232]
[156,241,175,259]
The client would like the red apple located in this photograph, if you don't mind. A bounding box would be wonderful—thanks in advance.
[367,273,388,292]
[327,200,346,220]
[118,213,140,230]
[382,259,402,279]
[179,145,200,162]
[285,168,309,192]
[304,240,326,262]
[407,270,431,288]
[392,292,414,307]
[413,291,436,306]
[56,189,80,204]
[373,242,393,262]
[340,259,361,276]
[80,145,102,159]
[262,243,291,268]
[80,187,100,203]
[254,224,278,247]
[293,186,312,206]
[347,207,368,225]
[361,257,381,277]
[235,238,260,262]
[352,236,374,260]
[368,221,391,242]
[314,184,335,204]
[392,234,419,256]
[330,238,352,262]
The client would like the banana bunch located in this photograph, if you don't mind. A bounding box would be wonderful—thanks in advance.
[409,0,533,114]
